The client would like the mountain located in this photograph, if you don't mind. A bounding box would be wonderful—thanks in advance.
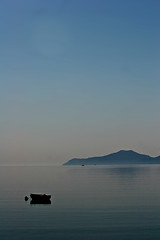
[63,150,160,165]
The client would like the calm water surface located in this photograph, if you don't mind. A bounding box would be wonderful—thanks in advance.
[0,165,160,240]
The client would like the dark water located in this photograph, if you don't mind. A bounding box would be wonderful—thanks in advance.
[0,165,160,240]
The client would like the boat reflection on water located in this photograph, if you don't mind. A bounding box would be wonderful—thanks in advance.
[30,199,51,205]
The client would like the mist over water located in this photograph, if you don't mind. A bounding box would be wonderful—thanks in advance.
[0,165,160,240]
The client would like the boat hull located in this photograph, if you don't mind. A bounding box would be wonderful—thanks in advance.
[30,194,51,204]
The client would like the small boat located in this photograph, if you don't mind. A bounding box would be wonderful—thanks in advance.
[30,193,51,200]
[30,193,51,204]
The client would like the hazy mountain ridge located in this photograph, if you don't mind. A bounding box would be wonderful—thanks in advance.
[63,150,160,165]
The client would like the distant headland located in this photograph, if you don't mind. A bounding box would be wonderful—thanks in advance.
[63,150,160,165]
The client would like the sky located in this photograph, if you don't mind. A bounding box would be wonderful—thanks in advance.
[0,0,160,164]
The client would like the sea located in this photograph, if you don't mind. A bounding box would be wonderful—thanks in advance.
[0,164,160,240]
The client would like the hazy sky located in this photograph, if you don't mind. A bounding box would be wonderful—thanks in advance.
[0,0,160,164]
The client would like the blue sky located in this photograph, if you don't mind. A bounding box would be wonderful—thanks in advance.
[0,0,160,164]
